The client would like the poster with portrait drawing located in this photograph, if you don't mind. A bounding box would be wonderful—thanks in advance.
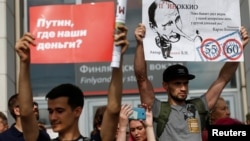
[142,0,243,62]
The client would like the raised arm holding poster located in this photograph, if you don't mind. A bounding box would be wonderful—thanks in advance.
[29,2,115,64]
[142,0,243,62]
[110,0,128,68]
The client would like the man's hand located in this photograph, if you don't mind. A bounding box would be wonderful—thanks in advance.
[240,26,249,48]
[15,33,36,63]
[115,25,129,55]
[141,103,153,128]
[134,23,146,45]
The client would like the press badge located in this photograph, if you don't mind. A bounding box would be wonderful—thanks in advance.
[188,118,200,133]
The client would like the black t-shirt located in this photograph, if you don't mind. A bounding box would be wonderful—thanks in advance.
[37,130,51,141]
[90,131,101,141]
[0,124,50,141]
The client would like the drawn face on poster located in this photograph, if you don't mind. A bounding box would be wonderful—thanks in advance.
[148,0,203,59]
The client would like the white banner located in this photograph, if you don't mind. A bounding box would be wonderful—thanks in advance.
[143,0,243,62]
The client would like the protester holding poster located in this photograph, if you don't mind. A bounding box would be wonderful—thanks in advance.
[134,23,249,141]
[100,24,129,141]
[16,32,89,141]
[15,24,129,141]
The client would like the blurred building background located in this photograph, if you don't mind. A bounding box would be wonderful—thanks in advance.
[0,0,250,137]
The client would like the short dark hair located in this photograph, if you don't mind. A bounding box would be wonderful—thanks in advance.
[8,94,19,119]
[33,101,38,107]
[91,105,107,135]
[45,83,84,109]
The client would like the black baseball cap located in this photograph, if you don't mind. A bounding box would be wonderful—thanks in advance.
[163,64,195,82]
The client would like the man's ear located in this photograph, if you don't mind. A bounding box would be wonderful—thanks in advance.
[74,106,83,117]
[14,107,20,116]
[162,82,168,91]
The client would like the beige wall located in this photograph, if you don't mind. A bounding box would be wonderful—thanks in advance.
[0,0,16,124]
[240,0,250,120]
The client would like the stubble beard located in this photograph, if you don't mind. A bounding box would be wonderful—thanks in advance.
[169,93,187,103]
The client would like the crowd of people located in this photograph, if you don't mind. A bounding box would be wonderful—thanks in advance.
[0,9,250,141]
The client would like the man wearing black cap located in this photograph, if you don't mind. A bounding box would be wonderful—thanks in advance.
[134,23,249,141]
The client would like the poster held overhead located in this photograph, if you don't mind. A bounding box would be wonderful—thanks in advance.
[110,0,128,68]
[142,0,242,62]
[29,2,115,64]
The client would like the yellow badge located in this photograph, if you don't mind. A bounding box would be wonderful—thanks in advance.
[187,118,200,133]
